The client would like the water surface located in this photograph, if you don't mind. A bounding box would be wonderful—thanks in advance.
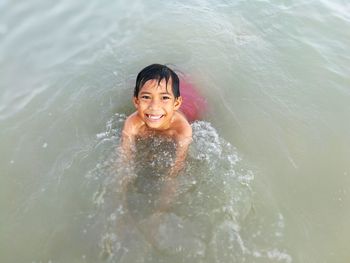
[1,0,350,262]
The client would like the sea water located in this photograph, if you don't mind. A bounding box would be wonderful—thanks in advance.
[1,0,350,262]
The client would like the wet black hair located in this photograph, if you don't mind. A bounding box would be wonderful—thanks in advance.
[133,64,180,98]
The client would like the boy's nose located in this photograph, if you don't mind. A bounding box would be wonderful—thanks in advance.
[149,99,160,110]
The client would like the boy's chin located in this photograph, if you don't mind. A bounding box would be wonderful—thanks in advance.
[144,119,169,130]
[145,122,164,130]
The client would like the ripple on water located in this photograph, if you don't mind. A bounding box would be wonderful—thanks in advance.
[81,115,291,262]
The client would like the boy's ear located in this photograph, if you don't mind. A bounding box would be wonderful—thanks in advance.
[174,96,182,110]
[133,96,139,108]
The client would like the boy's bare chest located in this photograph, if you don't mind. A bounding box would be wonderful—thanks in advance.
[137,124,177,139]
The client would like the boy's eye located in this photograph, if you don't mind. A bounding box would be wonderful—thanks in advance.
[141,95,151,99]
[162,96,171,100]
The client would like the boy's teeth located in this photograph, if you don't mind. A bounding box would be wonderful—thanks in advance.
[147,114,162,120]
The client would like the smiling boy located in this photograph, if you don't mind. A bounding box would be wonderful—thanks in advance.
[121,64,192,177]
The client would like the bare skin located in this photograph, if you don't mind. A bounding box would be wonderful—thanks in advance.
[119,78,192,211]
[117,78,192,248]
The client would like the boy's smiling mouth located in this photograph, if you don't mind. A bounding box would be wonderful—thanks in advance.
[145,114,164,121]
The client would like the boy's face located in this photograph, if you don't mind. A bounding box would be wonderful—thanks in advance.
[133,78,182,130]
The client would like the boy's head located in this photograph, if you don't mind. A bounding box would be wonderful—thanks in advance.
[132,64,183,130]
[134,64,180,98]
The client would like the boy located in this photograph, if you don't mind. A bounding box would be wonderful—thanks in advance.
[120,64,192,177]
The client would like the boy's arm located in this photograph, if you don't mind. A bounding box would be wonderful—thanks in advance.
[168,135,192,177]
[120,130,135,162]
[117,115,139,198]
[169,120,193,177]
[119,115,137,161]
[158,126,192,212]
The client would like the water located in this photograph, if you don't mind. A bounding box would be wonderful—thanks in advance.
[1,0,349,262]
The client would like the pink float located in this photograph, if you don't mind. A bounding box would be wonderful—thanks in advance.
[179,77,207,122]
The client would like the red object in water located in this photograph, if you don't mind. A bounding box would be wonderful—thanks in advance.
[179,77,207,122]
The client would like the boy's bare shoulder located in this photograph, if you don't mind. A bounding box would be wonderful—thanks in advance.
[122,112,144,136]
[173,111,192,140]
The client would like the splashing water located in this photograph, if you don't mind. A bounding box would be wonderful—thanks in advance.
[84,114,291,263]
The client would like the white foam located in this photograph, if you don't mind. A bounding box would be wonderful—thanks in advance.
[267,249,292,263]
[96,132,107,139]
